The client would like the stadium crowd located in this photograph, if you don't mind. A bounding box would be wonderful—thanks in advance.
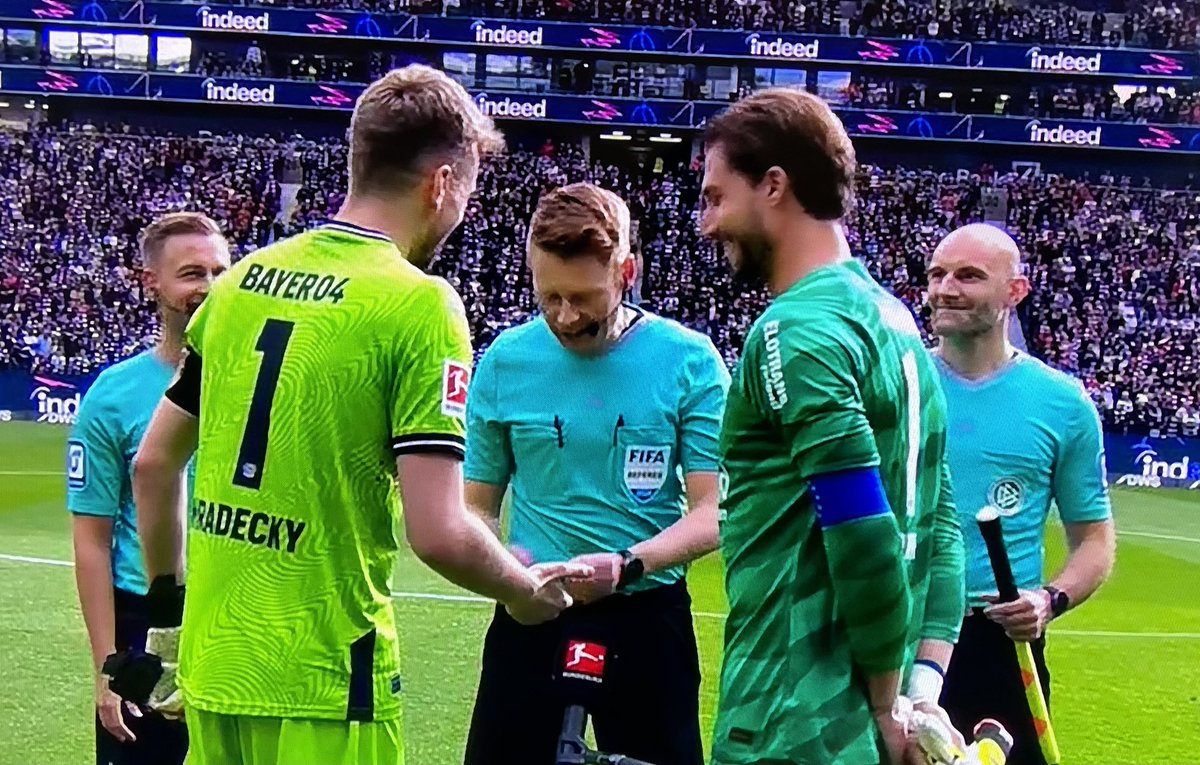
[845,76,1200,125]
[0,125,1197,436]
[203,0,1200,51]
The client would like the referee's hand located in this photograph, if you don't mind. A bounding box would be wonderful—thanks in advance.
[563,552,624,605]
[95,671,142,743]
[982,588,1052,642]
[506,561,594,625]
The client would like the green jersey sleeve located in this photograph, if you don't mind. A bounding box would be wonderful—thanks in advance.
[921,458,966,643]
[389,278,473,460]
[756,313,909,676]
[764,317,881,477]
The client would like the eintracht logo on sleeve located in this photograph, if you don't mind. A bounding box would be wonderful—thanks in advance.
[988,477,1025,517]
[624,445,670,502]
[441,360,470,418]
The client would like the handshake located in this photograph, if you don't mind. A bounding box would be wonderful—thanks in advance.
[504,549,631,625]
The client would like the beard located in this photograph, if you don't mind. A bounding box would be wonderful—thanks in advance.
[159,294,204,320]
[723,233,774,288]
[930,303,1004,337]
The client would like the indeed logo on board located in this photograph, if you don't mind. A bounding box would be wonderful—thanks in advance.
[1024,120,1102,146]
[197,6,270,31]
[746,33,820,59]
[473,92,547,119]
[202,79,276,104]
[471,20,544,46]
[1025,46,1101,72]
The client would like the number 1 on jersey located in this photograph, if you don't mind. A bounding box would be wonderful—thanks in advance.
[234,319,295,490]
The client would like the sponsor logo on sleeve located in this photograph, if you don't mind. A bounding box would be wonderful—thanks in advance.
[760,320,788,410]
[442,360,470,418]
[67,441,86,490]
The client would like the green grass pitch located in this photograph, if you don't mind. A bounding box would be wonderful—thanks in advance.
[1,421,1197,764]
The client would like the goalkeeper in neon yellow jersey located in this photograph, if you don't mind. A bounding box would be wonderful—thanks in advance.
[699,89,967,765]
[117,66,590,765]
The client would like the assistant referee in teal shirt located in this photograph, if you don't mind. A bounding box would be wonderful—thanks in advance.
[462,183,729,765]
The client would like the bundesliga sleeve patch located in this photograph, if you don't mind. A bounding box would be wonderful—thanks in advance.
[67,440,86,490]
[441,360,470,419]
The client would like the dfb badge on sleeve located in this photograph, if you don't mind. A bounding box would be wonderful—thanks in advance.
[624,445,670,502]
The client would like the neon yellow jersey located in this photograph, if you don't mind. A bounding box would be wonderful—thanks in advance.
[179,221,472,721]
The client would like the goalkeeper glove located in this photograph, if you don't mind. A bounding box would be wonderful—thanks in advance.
[103,576,185,718]
[912,709,1013,765]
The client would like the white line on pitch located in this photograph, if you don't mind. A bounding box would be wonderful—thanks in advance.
[0,470,64,476]
[1119,530,1200,544]
[4,553,1200,639]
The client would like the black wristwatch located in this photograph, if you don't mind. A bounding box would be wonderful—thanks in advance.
[616,550,645,591]
[1043,586,1070,619]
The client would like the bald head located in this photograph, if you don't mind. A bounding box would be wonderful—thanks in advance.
[927,223,1029,340]
[932,223,1022,279]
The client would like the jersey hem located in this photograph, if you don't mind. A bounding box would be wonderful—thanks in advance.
[66,504,118,518]
[185,694,402,721]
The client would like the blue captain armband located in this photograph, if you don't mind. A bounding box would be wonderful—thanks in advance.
[809,467,892,528]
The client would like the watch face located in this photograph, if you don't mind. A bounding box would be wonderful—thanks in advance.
[1049,589,1068,615]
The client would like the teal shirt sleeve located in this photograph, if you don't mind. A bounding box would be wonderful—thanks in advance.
[464,345,513,486]
[678,339,730,474]
[922,458,966,643]
[67,380,125,518]
[1054,386,1113,524]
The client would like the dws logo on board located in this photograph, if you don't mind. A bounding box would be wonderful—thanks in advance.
[29,378,80,425]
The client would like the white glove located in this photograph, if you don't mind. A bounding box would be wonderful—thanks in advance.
[912,706,1012,765]
[912,704,968,765]
[145,627,183,718]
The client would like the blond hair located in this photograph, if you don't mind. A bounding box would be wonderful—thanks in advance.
[348,65,505,195]
[138,211,223,267]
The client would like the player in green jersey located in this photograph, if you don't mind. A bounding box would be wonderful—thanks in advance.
[116,66,590,765]
[699,88,967,765]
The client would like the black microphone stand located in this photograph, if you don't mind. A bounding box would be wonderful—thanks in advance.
[555,705,657,765]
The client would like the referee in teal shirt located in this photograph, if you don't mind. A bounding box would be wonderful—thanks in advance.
[926,224,1116,765]
[68,212,229,765]
[463,183,729,765]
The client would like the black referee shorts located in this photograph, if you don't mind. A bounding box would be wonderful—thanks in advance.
[463,580,703,765]
[942,611,1051,765]
[96,587,188,765]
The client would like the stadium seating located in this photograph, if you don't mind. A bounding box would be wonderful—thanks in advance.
[1,125,1196,435]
